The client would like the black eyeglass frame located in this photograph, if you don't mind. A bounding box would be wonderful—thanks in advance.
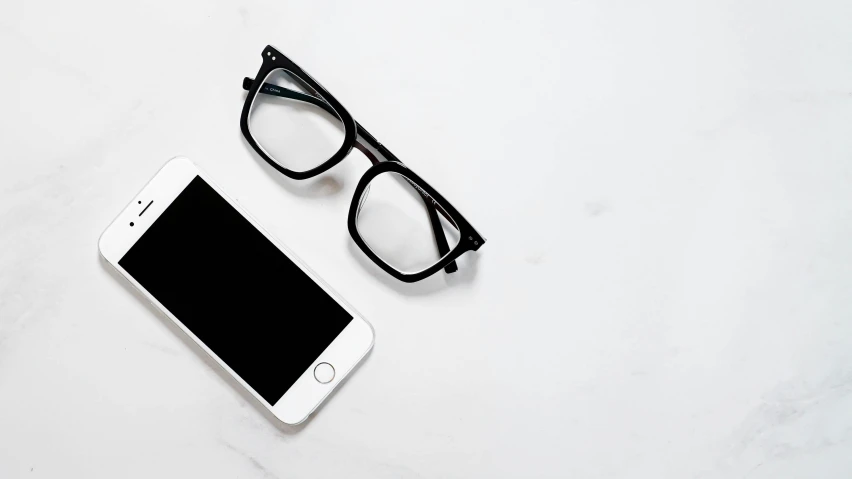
[240,45,485,283]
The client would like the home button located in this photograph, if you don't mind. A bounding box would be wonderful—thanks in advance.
[314,362,335,384]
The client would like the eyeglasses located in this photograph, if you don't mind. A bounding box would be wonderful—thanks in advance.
[240,45,485,283]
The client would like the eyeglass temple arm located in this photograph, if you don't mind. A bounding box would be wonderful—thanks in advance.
[243,78,459,274]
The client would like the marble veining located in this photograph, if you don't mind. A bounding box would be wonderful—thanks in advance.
[2,0,852,477]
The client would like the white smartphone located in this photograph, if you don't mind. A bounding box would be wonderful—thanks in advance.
[99,157,374,425]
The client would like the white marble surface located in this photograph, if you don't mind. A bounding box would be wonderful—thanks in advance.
[2,0,852,477]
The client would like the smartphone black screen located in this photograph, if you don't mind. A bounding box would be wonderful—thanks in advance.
[119,176,352,405]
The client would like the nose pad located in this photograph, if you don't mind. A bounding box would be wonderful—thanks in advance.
[356,184,371,217]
